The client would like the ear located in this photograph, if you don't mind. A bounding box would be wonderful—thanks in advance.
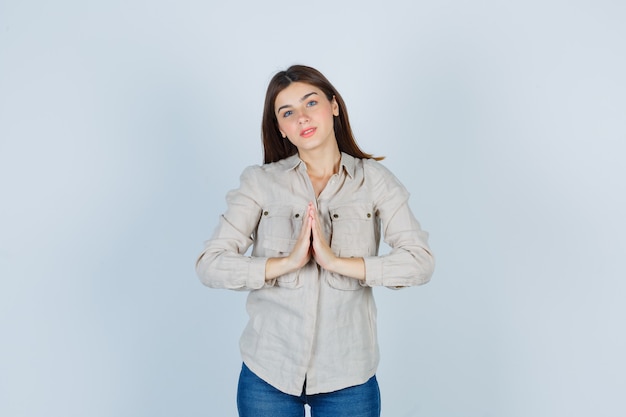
[332,96,339,116]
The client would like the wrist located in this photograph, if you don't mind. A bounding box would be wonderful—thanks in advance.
[325,254,341,274]
[327,256,366,281]
[265,256,294,280]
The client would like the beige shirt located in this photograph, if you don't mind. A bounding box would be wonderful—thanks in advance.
[196,152,434,395]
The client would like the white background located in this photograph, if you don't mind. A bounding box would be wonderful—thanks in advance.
[1,1,625,416]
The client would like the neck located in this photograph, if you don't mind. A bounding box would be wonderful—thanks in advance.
[299,146,342,178]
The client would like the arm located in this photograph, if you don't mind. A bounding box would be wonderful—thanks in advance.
[196,166,314,290]
[265,208,313,279]
[362,161,435,288]
[195,166,268,290]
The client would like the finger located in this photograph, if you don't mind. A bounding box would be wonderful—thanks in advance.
[310,211,328,250]
[298,206,312,239]
[309,204,320,231]
[304,214,313,239]
[309,209,319,240]
[309,203,316,219]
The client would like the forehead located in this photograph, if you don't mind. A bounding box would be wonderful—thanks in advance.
[275,82,324,108]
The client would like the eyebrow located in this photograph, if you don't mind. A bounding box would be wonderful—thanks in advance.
[276,92,319,114]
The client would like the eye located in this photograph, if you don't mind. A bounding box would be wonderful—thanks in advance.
[306,100,318,107]
[282,110,293,118]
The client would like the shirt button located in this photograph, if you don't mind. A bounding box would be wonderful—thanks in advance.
[294,213,300,218]
[333,213,339,219]
[367,213,372,218]
[263,211,269,216]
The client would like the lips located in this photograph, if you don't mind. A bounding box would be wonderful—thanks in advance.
[300,127,316,138]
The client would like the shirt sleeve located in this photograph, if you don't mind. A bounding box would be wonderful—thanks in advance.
[361,161,435,288]
[195,165,269,290]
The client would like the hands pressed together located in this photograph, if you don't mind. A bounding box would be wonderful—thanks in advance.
[264,202,365,282]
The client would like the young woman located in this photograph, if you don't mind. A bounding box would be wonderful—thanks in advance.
[196,65,434,417]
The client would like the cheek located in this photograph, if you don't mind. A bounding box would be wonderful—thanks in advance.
[277,120,294,135]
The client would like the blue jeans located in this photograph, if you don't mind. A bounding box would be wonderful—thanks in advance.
[237,363,381,417]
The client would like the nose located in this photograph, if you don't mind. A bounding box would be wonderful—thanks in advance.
[297,110,309,124]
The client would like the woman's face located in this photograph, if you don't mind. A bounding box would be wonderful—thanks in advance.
[274,82,339,154]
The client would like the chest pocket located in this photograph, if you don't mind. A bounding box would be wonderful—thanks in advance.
[254,205,305,289]
[254,205,304,258]
[329,202,378,258]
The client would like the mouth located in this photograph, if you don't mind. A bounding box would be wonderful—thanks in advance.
[300,127,316,138]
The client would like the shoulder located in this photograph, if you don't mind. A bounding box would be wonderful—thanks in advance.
[361,157,391,174]
[359,158,409,198]
[238,155,299,185]
[342,153,392,178]
[360,158,401,184]
[238,164,262,183]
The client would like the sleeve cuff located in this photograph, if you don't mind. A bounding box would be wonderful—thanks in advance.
[247,257,269,289]
[363,256,384,287]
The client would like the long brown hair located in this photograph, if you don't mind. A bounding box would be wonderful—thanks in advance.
[261,65,383,164]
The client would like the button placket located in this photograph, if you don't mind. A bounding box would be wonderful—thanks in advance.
[316,199,332,239]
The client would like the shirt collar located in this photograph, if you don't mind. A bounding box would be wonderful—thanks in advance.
[340,152,356,179]
[282,152,355,179]
[283,154,302,171]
